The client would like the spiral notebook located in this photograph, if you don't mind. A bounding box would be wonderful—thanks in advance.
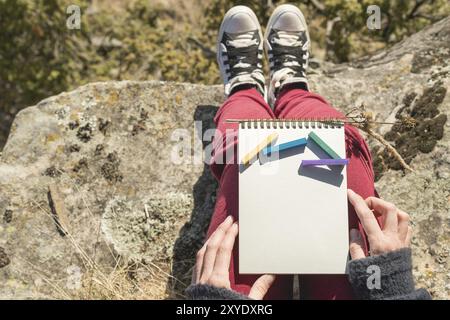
[238,119,348,274]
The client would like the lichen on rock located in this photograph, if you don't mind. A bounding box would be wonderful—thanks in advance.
[0,247,10,268]
[101,193,193,262]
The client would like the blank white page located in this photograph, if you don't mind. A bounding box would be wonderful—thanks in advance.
[238,121,348,274]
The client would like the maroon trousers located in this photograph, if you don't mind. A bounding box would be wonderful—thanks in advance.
[207,87,378,299]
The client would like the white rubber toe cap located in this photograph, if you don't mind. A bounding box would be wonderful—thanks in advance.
[221,6,260,34]
[268,4,308,33]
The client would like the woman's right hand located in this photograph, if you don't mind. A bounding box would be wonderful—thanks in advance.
[192,216,276,299]
[347,189,412,260]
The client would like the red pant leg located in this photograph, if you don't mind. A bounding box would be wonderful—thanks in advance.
[207,88,293,299]
[274,88,378,300]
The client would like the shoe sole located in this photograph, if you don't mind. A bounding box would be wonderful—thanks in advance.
[263,4,310,58]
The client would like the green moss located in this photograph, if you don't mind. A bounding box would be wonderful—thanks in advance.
[373,82,448,180]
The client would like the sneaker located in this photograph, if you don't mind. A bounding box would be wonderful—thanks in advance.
[217,6,265,98]
[264,4,310,105]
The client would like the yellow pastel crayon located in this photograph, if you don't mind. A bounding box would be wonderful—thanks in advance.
[241,132,278,166]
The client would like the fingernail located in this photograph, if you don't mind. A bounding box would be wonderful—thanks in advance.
[348,189,355,195]
[225,215,233,223]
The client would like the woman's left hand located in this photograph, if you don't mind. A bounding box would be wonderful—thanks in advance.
[347,189,412,259]
[192,215,276,299]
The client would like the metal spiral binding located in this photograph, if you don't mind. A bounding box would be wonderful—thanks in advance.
[239,118,343,129]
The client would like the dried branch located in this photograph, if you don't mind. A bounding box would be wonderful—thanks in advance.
[48,184,70,236]
[413,13,445,21]
[360,126,415,173]
[326,16,341,40]
[187,37,216,59]
[408,0,428,19]
[227,104,416,173]
[308,0,325,13]
[346,106,416,173]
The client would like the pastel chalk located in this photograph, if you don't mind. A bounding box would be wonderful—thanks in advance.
[241,132,278,166]
[262,137,307,157]
[301,159,349,166]
[308,131,341,159]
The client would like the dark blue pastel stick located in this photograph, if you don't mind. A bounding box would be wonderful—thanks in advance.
[262,137,307,156]
[301,159,349,166]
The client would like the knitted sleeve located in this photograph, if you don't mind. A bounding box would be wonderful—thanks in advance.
[185,284,250,300]
[348,248,432,300]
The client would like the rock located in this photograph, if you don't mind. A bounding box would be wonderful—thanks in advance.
[0,81,220,298]
[0,17,449,299]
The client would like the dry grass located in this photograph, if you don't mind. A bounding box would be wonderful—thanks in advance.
[27,170,189,300]
[23,252,177,300]
[71,260,177,300]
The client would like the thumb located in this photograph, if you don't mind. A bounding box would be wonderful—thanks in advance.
[248,274,276,300]
[349,228,366,260]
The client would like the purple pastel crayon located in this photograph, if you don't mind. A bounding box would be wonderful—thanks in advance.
[301,159,349,166]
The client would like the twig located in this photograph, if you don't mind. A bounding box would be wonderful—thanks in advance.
[408,0,428,19]
[227,109,416,173]
[326,16,342,46]
[413,13,445,21]
[345,106,416,173]
[308,0,325,13]
[48,184,70,236]
[187,37,216,59]
[357,125,415,173]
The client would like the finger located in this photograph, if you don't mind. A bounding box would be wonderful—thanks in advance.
[348,189,383,237]
[193,240,208,284]
[199,216,234,283]
[349,228,366,259]
[248,274,276,300]
[365,197,398,232]
[397,209,410,242]
[213,223,238,277]
[405,226,413,247]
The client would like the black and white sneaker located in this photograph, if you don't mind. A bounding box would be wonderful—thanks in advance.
[264,4,310,105]
[217,6,265,98]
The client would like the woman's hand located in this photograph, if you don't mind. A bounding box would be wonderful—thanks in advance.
[347,189,412,260]
[192,215,276,299]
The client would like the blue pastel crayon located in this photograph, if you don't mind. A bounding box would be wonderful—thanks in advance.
[262,137,307,156]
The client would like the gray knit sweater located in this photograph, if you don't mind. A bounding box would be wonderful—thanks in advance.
[186,248,431,300]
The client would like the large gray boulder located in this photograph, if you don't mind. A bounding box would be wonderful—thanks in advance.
[0,17,449,299]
